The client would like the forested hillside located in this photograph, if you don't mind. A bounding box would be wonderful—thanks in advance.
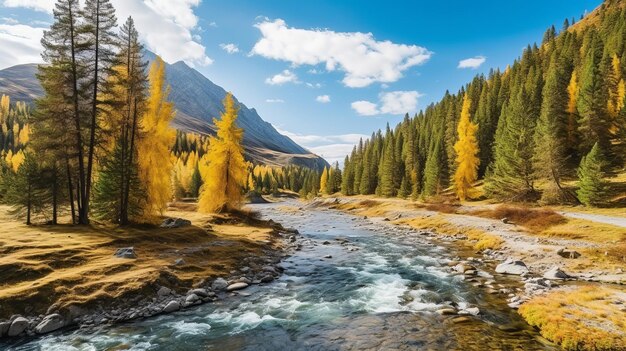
[341,0,626,206]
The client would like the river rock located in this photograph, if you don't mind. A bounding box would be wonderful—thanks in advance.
[174,258,186,266]
[163,300,180,313]
[185,293,200,305]
[436,308,457,315]
[226,282,249,291]
[114,247,136,259]
[0,321,10,337]
[35,314,64,334]
[211,278,228,291]
[463,307,480,316]
[543,266,570,280]
[452,316,472,324]
[8,317,29,336]
[189,288,209,297]
[161,218,192,228]
[557,248,581,259]
[495,258,529,275]
[157,286,171,297]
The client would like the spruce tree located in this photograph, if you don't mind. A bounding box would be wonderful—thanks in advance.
[576,143,608,206]
[423,140,442,197]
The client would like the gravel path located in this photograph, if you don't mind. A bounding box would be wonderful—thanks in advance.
[559,211,626,229]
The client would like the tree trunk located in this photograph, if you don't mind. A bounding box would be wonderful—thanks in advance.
[52,167,58,225]
[26,182,31,226]
[68,2,87,224]
[66,157,76,225]
[85,0,101,226]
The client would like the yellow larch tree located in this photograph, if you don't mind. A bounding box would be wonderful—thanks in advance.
[137,57,176,220]
[198,93,248,213]
[566,71,579,144]
[319,166,329,194]
[607,54,625,134]
[453,94,480,201]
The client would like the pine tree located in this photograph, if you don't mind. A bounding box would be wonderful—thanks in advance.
[379,136,396,197]
[5,152,44,225]
[137,57,176,220]
[533,53,572,203]
[453,94,480,201]
[576,143,608,206]
[198,93,248,213]
[423,140,442,197]
[81,0,118,223]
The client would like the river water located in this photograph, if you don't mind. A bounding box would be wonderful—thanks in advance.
[6,203,558,350]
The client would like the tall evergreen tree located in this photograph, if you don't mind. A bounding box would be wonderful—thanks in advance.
[577,143,608,206]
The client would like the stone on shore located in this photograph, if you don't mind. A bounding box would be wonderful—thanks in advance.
[543,266,571,280]
[211,278,228,291]
[160,218,192,228]
[35,314,64,334]
[157,286,171,297]
[0,321,10,337]
[226,282,249,291]
[556,247,581,259]
[114,247,136,259]
[163,300,180,313]
[495,258,529,275]
[8,317,29,337]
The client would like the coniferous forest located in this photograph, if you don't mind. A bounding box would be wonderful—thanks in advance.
[341,1,626,206]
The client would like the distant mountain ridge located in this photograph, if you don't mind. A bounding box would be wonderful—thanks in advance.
[0,53,328,170]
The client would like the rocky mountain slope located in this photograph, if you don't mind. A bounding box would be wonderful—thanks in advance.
[0,54,327,170]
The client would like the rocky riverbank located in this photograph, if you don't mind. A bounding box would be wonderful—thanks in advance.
[0,204,301,342]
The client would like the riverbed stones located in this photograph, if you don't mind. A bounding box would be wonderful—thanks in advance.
[35,314,64,334]
[8,317,29,336]
[226,282,249,291]
[211,278,228,291]
[495,258,529,275]
[185,293,200,305]
[189,288,209,297]
[543,266,570,280]
[163,300,180,313]
[461,307,480,316]
[452,316,472,324]
[114,247,136,259]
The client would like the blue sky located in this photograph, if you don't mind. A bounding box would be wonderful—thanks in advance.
[0,0,603,163]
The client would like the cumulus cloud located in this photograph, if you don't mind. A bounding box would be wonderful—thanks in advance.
[351,101,379,116]
[316,95,330,103]
[0,0,212,67]
[266,98,284,103]
[265,69,298,85]
[3,0,52,12]
[251,19,431,88]
[458,56,486,69]
[220,43,239,54]
[0,23,45,68]
[352,91,421,116]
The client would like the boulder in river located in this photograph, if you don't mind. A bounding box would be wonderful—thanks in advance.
[114,247,136,259]
[7,317,28,336]
[543,266,571,280]
[35,314,65,334]
[436,308,457,315]
[495,258,529,275]
[0,321,10,337]
[226,282,249,291]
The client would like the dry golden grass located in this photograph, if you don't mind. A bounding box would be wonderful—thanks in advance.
[471,204,567,232]
[399,215,503,250]
[0,203,279,318]
[542,218,626,243]
[519,286,626,351]
[415,203,460,214]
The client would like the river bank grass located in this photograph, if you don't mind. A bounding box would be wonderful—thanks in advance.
[0,203,283,321]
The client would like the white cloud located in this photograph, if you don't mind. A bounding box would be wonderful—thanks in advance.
[458,56,486,69]
[351,101,379,116]
[266,98,284,103]
[352,91,421,116]
[0,0,212,67]
[1,17,19,25]
[0,23,45,68]
[265,69,298,85]
[252,19,432,88]
[275,127,368,164]
[306,82,321,88]
[207,21,217,27]
[316,95,330,103]
[3,0,52,12]
[220,43,239,54]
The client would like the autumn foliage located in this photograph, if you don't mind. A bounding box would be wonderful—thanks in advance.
[198,93,248,213]
[453,94,480,200]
